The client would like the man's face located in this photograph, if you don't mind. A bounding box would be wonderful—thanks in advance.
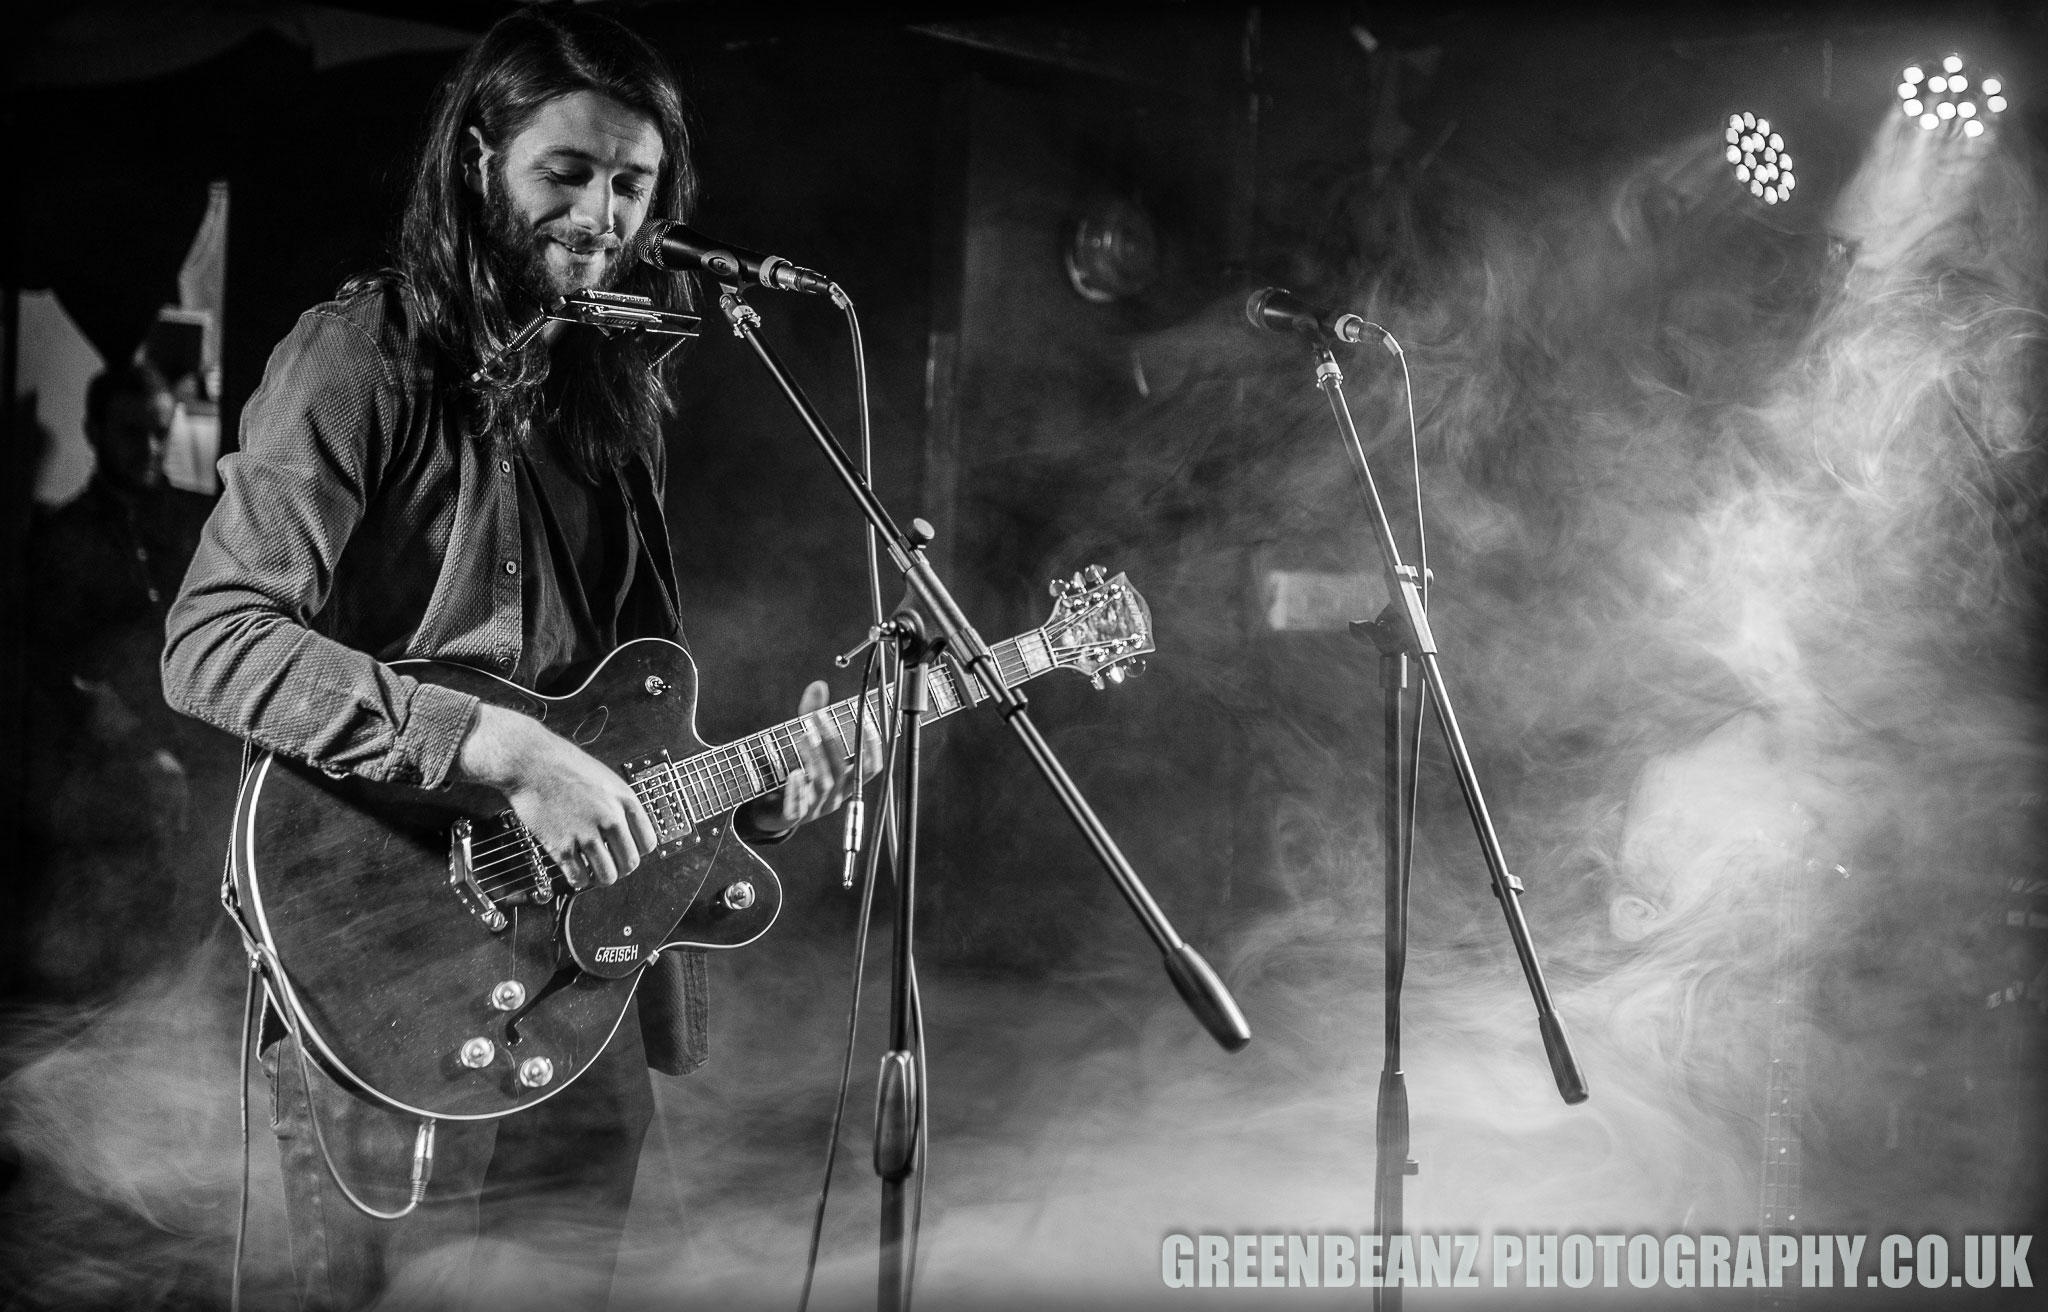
[91,390,175,492]
[471,90,664,304]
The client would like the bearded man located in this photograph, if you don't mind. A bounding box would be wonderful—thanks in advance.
[163,9,858,1308]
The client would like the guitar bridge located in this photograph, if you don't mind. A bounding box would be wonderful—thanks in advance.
[448,818,509,931]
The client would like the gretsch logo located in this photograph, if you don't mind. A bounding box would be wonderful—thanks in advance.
[594,944,640,964]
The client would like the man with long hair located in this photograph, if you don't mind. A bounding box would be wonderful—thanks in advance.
[163,9,859,1307]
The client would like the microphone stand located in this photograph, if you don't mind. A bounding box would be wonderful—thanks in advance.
[711,284,1251,1310]
[1299,342,1589,1311]
[871,608,932,1312]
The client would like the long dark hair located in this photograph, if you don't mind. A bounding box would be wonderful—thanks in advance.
[359,7,698,472]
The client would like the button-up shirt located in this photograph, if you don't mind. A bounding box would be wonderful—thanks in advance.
[163,282,706,1073]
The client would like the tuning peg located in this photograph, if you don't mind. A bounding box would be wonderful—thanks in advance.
[1071,571,1087,591]
[1048,576,1067,598]
[1086,564,1107,584]
[1107,665,1125,684]
[1119,657,1146,680]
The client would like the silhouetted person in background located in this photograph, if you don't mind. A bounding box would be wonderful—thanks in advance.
[21,360,228,999]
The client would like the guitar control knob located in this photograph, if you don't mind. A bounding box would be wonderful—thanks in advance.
[644,675,668,696]
[458,1037,495,1068]
[489,980,527,1012]
[720,880,757,911]
[518,1057,555,1089]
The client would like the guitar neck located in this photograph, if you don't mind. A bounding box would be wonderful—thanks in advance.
[661,630,1056,823]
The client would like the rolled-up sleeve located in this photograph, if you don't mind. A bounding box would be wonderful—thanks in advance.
[162,310,478,787]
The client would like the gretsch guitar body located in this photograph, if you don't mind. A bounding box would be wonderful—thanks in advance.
[234,641,774,1121]
[229,569,1153,1120]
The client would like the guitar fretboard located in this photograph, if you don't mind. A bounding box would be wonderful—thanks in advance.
[638,631,1054,824]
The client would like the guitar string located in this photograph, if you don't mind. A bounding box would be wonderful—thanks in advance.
[472,684,937,889]
[464,633,1061,896]
[470,665,988,880]
[466,721,845,895]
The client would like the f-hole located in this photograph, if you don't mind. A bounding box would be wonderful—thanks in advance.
[503,965,581,1045]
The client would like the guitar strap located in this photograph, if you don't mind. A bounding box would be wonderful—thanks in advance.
[617,455,685,643]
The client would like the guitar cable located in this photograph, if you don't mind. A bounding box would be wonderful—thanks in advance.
[797,641,890,1312]
[224,739,259,1312]
[221,858,433,1288]
[797,283,933,1307]
[1348,326,1431,1081]
[832,280,888,887]
[231,951,258,1312]
[1389,331,1429,973]
[289,1022,438,1221]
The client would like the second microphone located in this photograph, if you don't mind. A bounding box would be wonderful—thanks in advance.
[1244,287,1372,345]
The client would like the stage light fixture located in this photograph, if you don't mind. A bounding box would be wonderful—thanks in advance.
[1727,111,1794,204]
[1900,53,2009,136]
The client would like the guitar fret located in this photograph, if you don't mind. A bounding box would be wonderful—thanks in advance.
[928,668,960,716]
[706,749,739,812]
[763,728,793,776]
[831,702,861,752]
[1009,633,1053,680]
[727,744,756,803]
[986,642,1015,688]
[745,735,781,788]
[689,755,716,813]
[657,583,1147,820]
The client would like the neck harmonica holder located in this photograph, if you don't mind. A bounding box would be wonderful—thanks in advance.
[471,290,702,385]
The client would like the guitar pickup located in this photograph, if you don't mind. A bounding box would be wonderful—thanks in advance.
[625,751,699,858]
[448,818,509,931]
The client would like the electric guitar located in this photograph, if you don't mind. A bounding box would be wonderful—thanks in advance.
[228,568,1152,1121]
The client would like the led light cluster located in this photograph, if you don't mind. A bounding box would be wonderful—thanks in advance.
[1725,112,1795,204]
[1899,54,2007,139]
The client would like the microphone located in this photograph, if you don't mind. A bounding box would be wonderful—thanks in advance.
[632,218,832,295]
[1244,287,1371,345]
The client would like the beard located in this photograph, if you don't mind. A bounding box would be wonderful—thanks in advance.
[479,162,626,311]
[472,160,650,471]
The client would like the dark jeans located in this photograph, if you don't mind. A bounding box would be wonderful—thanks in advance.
[265,1004,654,1312]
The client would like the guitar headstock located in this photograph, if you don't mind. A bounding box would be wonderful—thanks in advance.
[1040,565,1154,688]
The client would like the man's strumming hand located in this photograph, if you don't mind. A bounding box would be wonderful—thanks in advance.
[454,702,658,889]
